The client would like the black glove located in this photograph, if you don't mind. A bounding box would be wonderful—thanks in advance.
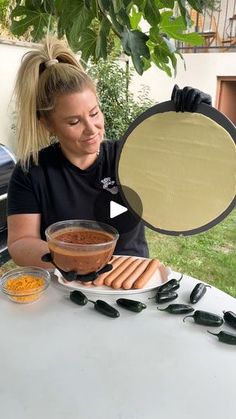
[171,84,212,112]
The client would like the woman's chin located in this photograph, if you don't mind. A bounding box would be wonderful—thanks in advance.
[83,139,100,153]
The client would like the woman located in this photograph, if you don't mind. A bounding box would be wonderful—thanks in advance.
[7,37,211,270]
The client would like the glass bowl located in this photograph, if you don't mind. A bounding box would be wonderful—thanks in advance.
[45,220,119,275]
[0,267,51,304]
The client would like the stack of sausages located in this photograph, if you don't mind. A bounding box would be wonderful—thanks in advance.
[93,256,163,289]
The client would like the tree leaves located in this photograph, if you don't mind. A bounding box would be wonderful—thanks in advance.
[177,0,204,26]
[97,0,110,11]
[155,0,174,7]
[112,0,123,13]
[144,0,161,26]
[160,11,203,45]
[55,0,94,49]
[9,0,206,77]
[121,28,149,74]
[77,28,97,62]
[149,27,176,77]
[187,0,203,13]
[11,3,50,41]
[129,6,142,29]
[95,17,111,59]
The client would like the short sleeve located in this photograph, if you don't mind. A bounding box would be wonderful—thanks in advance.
[7,164,41,215]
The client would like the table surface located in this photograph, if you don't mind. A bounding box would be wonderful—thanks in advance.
[1,270,236,419]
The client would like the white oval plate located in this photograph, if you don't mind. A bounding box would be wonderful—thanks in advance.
[55,256,174,295]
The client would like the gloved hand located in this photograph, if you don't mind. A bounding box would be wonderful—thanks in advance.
[171,84,212,112]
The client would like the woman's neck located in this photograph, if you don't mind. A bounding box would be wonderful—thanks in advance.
[60,147,100,170]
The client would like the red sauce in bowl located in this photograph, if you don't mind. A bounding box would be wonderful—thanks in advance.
[48,228,116,275]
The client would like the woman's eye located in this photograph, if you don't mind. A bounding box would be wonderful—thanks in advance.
[90,111,99,118]
[69,120,80,126]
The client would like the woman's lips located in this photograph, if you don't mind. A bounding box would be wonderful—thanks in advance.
[82,135,99,144]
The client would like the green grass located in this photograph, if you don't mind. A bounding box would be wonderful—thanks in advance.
[147,208,236,297]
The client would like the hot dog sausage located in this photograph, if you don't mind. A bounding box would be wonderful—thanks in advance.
[111,258,144,289]
[133,259,161,289]
[122,259,151,289]
[93,256,123,286]
[104,257,137,286]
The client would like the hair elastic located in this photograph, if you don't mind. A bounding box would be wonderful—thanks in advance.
[45,58,59,68]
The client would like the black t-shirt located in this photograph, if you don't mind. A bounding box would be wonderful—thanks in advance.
[7,140,149,258]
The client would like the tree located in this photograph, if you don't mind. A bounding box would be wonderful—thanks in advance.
[8,0,208,76]
[201,0,221,12]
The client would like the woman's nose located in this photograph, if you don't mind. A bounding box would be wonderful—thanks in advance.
[84,119,96,135]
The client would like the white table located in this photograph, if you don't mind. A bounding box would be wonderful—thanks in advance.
[0,271,236,419]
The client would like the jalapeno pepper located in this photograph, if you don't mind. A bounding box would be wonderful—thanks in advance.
[70,290,88,306]
[89,299,120,318]
[208,330,236,345]
[116,298,146,313]
[155,291,178,304]
[157,303,194,314]
[156,274,183,293]
[223,311,236,330]
[189,283,211,304]
[183,310,223,326]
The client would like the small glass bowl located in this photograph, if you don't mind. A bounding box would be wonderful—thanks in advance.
[0,267,51,304]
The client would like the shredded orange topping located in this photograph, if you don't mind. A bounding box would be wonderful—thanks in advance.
[5,275,44,293]
[5,275,45,302]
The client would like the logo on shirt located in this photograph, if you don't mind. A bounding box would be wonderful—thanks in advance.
[101,177,118,195]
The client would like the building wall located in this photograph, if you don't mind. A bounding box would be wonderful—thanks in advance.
[0,40,235,153]
[0,41,30,153]
[130,52,236,107]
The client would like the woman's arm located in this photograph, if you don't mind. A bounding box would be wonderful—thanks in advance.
[7,214,53,268]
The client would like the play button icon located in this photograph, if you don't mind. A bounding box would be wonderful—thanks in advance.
[110,201,128,218]
[93,185,143,235]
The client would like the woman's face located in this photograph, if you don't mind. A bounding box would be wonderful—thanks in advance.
[45,88,104,158]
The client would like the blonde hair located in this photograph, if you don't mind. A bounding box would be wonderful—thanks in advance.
[14,37,96,169]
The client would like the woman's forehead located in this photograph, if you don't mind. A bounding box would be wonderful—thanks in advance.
[53,89,98,113]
